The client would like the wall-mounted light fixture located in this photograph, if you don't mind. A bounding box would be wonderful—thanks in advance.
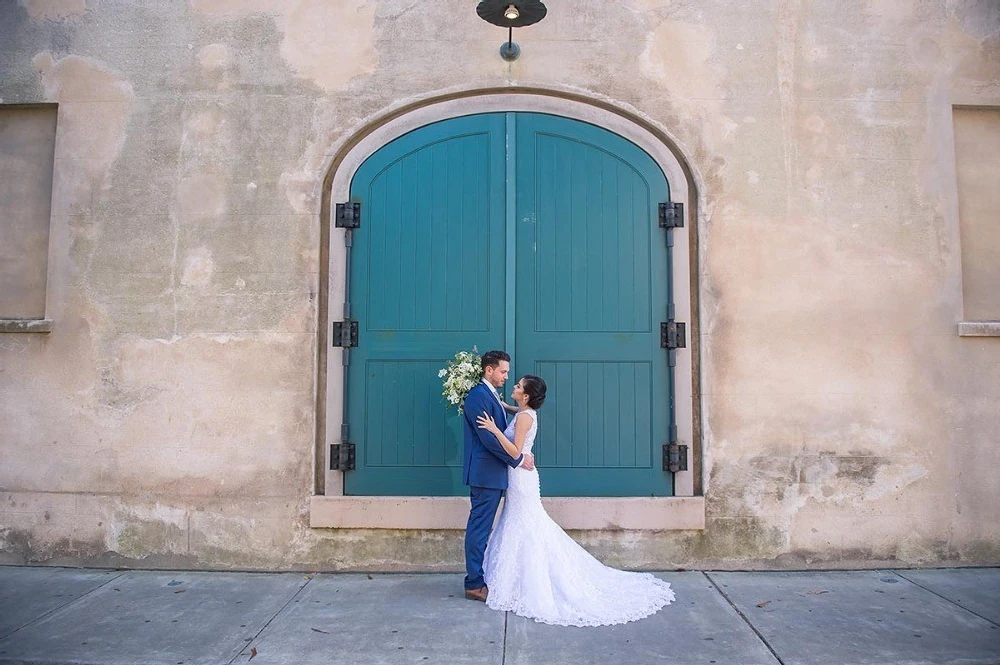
[476,0,548,62]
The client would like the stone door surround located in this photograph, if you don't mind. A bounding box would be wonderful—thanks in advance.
[314,86,703,530]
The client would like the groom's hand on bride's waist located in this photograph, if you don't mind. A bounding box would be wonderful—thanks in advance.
[520,453,535,471]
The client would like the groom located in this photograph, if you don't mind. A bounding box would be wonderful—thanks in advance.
[463,349,534,601]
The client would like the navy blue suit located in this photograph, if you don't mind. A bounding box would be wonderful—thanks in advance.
[463,382,523,590]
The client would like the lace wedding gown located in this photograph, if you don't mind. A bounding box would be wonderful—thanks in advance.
[483,409,675,627]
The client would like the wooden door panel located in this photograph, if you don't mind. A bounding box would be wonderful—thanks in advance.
[346,114,507,496]
[514,113,673,496]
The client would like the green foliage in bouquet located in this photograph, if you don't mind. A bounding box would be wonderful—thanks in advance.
[439,347,483,414]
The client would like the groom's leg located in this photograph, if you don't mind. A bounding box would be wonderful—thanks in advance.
[464,486,503,590]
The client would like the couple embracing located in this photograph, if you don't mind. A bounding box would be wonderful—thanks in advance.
[461,350,675,627]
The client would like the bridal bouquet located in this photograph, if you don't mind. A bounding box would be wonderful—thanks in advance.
[439,347,483,413]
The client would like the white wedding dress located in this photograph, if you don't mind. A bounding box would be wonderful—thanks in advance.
[483,409,675,627]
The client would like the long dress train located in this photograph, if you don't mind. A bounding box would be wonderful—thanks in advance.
[483,409,675,627]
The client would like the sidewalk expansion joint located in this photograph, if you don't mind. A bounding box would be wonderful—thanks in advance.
[891,570,1000,628]
[226,573,315,665]
[703,572,786,665]
[502,611,508,665]
[0,570,127,642]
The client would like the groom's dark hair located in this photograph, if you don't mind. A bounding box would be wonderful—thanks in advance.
[481,350,510,370]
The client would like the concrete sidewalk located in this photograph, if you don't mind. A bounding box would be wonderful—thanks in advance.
[0,566,998,665]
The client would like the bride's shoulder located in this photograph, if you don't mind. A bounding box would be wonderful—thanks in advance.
[516,409,538,423]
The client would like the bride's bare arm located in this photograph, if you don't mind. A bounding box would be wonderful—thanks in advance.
[477,412,532,459]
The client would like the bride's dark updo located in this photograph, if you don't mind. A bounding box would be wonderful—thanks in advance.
[521,375,547,410]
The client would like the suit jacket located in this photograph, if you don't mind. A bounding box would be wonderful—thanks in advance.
[462,382,523,489]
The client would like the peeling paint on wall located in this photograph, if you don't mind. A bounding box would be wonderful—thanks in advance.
[190,0,379,93]
[278,1,378,93]
[180,248,215,288]
[197,44,231,71]
[32,52,133,209]
[18,0,85,21]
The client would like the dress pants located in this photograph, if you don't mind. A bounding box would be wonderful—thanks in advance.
[464,486,503,590]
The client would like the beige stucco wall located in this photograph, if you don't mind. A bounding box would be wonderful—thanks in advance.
[1,0,998,571]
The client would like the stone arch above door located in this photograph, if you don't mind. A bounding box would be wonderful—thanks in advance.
[312,89,703,530]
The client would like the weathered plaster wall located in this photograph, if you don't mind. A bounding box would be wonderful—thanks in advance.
[1,0,998,571]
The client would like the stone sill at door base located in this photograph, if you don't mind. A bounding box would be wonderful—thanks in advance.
[310,496,705,530]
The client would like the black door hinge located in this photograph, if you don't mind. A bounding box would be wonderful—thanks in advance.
[330,442,356,471]
[663,442,688,473]
[332,320,359,347]
[658,202,684,228]
[660,320,686,349]
[336,202,361,229]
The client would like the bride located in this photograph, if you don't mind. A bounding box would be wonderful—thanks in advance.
[475,375,675,627]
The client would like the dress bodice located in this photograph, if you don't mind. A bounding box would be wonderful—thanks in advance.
[503,409,537,457]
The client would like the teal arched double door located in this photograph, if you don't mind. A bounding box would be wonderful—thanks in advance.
[345,113,677,497]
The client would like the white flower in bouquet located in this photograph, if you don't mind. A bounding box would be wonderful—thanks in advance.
[440,347,483,413]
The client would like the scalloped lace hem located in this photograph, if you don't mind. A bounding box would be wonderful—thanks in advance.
[482,411,675,627]
[487,581,676,627]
